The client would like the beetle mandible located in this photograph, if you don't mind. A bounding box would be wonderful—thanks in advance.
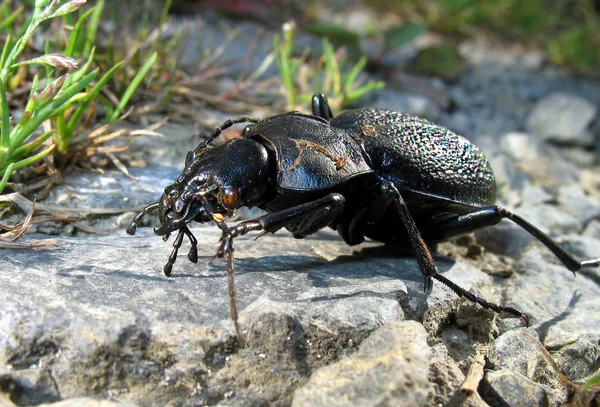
[127,94,600,342]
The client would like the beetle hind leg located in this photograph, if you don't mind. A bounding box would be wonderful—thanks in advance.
[381,181,529,324]
[426,206,600,274]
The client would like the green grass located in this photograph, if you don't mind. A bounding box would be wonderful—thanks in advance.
[0,0,162,194]
[366,0,600,74]
[273,22,384,112]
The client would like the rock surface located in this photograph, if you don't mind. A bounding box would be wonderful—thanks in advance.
[291,321,430,407]
[481,369,551,407]
[0,225,487,406]
[525,93,597,147]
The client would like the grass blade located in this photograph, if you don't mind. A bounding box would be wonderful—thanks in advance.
[108,52,156,123]
[0,34,12,71]
[0,6,23,31]
[8,130,53,162]
[0,162,15,193]
[67,60,123,133]
[64,46,95,89]
[343,56,367,92]
[10,69,98,150]
[65,7,94,57]
[84,0,104,55]
[12,144,54,171]
[0,78,9,150]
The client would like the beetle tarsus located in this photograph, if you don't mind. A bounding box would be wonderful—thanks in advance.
[126,223,137,235]
[183,226,199,263]
[163,228,185,277]
[432,273,526,322]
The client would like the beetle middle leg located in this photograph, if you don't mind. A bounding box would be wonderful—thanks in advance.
[424,206,600,274]
[212,193,345,342]
[381,182,530,325]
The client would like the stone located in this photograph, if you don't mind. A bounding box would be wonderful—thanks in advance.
[372,88,440,121]
[481,369,551,407]
[38,398,139,407]
[557,185,600,225]
[0,226,488,406]
[489,329,554,381]
[512,245,600,349]
[551,335,599,381]
[291,321,431,407]
[428,344,465,407]
[499,132,580,192]
[525,93,597,147]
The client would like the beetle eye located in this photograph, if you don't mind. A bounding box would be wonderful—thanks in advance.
[220,187,241,208]
[242,125,253,138]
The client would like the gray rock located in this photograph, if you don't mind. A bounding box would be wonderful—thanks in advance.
[428,344,465,407]
[557,185,600,225]
[291,321,431,407]
[38,398,139,407]
[474,221,533,258]
[514,204,582,237]
[551,335,599,381]
[513,245,600,349]
[489,329,558,386]
[499,133,580,192]
[0,227,487,406]
[584,219,600,240]
[481,369,552,407]
[526,93,597,147]
[372,88,440,121]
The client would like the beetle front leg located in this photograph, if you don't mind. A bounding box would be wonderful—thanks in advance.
[212,193,345,343]
[382,182,530,326]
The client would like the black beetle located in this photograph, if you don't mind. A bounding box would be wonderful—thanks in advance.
[127,94,599,342]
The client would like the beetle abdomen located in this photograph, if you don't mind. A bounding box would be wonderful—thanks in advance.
[331,109,496,207]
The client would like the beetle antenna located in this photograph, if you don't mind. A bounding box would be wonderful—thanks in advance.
[194,116,261,154]
[126,202,160,235]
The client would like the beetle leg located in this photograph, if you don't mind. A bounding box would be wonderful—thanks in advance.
[425,206,600,274]
[183,226,198,263]
[163,228,186,277]
[212,193,345,343]
[311,93,334,120]
[382,182,530,325]
[126,202,160,235]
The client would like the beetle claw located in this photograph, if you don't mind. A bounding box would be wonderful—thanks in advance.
[164,262,173,277]
[423,276,433,292]
[188,246,198,263]
[126,223,137,235]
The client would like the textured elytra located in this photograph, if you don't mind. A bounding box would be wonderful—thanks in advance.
[332,109,497,207]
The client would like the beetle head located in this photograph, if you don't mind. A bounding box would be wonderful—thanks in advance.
[154,138,273,236]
